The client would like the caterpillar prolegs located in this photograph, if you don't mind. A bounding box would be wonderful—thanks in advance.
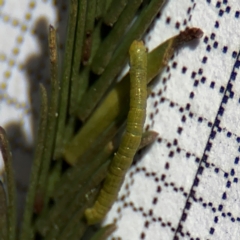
[85,40,147,225]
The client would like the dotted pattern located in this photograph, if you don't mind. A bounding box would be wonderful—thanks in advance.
[0,0,68,219]
[104,0,240,239]
[0,0,240,240]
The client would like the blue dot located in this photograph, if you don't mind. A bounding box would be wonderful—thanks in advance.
[232,51,237,58]
[229,91,234,98]
[226,6,231,13]
[219,9,224,16]
[213,42,218,48]
[210,33,216,40]
[201,77,206,83]
[194,80,199,87]
[206,45,211,52]
[219,86,225,93]
[227,83,232,91]
[210,227,215,234]
[222,96,228,104]
[235,60,240,68]
[222,46,228,53]
[226,131,231,137]
[202,56,207,63]
[210,131,216,139]
[210,82,215,88]
[218,205,223,211]
[231,72,237,81]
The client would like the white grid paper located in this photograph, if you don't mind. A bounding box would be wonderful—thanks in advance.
[0,0,240,239]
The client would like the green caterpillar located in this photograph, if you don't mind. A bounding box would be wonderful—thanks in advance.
[85,40,147,225]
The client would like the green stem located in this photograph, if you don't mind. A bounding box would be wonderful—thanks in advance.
[54,162,109,240]
[54,141,113,201]
[69,0,87,114]
[0,127,17,240]
[0,181,8,240]
[91,0,142,74]
[36,159,110,237]
[77,0,167,121]
[19,84,48,240]
[81,0,97,65]
[36,25,60,215]
[103,0,128,26]
[54,0,78,158]
[35,142,111,235]
[64,27,202,164]
[64,73,130,165]
[90,224,117,240]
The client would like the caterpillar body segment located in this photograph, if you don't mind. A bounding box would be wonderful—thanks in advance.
[85,40,147,225]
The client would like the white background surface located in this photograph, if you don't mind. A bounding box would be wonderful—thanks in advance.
[0,0,240,239]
